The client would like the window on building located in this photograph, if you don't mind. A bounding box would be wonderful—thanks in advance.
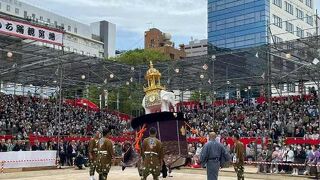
[68,25,71,31]
[272,35,283,43]
[24,11,27,18]
[273,0,282,8]
[15,8,19,14]
[296,8,304,20]
[306,32,312,37]
[306,15,313,26]
[285,22,294,33]
[7,5,10,11]
[285,2,293,15]
[306,0,312,8]
[74,27,78,33]
[288,83,295,93]
[286,43,294,50]
[273,15,282,28]
[150,39,155,47]
[296,27,304,38]
[276,83,285,91]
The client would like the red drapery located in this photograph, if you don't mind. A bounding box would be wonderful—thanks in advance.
[65,98,99,111]
[64,98,132,121]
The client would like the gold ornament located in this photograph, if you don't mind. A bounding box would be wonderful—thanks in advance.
[149,94,156,102]
[180,126,186,136]
[144,61,165,94]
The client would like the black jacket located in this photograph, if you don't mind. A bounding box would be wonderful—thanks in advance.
[294,149,306,163]
[0,144,7,152]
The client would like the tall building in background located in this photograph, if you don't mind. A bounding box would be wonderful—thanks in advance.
[184,39,208,57]
[144,28,186,60]
[0,0,116,58]
[208,0,316,50]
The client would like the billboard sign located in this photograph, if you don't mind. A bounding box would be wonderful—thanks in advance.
[0,17,63,46]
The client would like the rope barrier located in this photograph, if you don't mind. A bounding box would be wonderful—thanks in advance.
[56,158,60,169]
[1,161,4,174]
[2,158,56,163]
[245,161,320,167]
[0,158,56,174]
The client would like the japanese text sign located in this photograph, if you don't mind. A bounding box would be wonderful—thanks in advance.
[0,17,63,45]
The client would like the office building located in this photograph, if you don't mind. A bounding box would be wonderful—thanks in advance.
[0,0,116,58]
[208,0,316,49]
[145,28,186,60]
[184,39,208,57]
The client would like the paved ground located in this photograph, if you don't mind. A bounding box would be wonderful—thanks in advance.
[0,166,314,180]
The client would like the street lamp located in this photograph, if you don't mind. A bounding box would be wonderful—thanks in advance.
[110,74,114,79]
[175,68,180,73]
[81,75,86,80]
[285,53,291,59]
[200,74,204,79]
[7,52,13,58]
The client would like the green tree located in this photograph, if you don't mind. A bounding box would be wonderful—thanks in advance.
[107,83,144,115]
[87,85,101,106]
[190,90,210,102]
[109,49,170,65]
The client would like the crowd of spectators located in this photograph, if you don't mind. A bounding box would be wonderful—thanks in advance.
[0,93,130,138]
[1,92,320,175]
[0,93,130,168]
[183,97,319,140]
[184,96,320,175]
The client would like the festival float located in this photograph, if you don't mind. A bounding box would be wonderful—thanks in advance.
[122,61,188,174]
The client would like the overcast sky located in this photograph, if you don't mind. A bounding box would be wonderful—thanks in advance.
[21,0,320,50]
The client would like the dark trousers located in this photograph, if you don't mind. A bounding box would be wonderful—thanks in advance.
[59,154,66,166]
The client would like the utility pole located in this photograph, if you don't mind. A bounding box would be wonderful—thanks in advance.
[267,20,273,129]
[211,55,216,122]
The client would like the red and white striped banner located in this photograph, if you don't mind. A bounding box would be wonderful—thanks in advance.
[1,158,56,173]
[245,161,320,167]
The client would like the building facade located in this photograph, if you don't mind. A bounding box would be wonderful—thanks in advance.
[208,0,316,49]
[0,0,116,58]
[184,39,208,57]
[145,28,186,60]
